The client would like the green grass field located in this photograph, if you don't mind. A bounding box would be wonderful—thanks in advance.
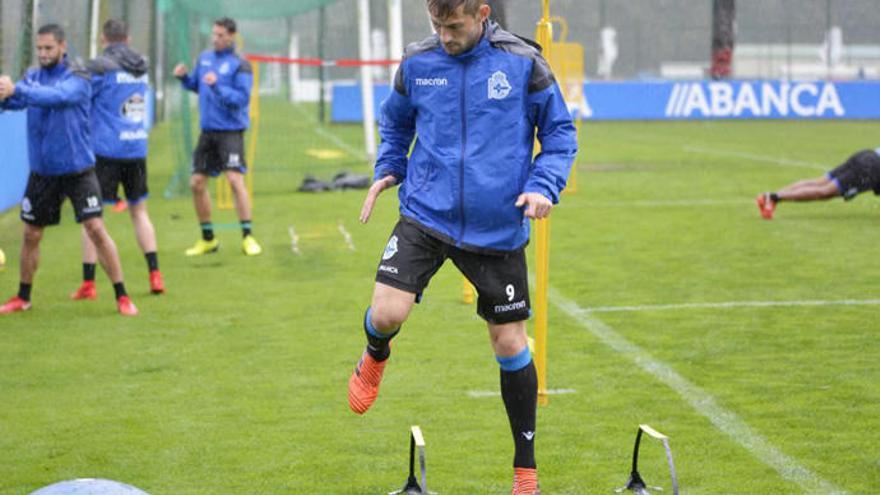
[1,100,878,494]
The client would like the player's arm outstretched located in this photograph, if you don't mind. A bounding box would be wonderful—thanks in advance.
[360,64,415,224]
[0,71,90,109]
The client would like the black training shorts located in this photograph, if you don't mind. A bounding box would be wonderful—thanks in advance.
[96,155,149,205]
[828,149,880,200]
[375,218,531,325]
[20,168,103,226]
[192,130,247,177]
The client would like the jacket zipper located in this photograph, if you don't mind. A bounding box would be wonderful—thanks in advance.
[457,62,468,246]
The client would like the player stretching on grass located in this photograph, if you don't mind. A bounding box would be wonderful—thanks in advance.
[173,17,261,257]
[71,19,165,301]
[0,24,137,316]
[347,1,577,493]
[756,147,880,220]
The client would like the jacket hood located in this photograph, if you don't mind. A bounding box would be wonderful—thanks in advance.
[105,43,148,76]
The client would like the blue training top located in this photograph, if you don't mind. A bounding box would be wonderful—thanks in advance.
[88,43,151,160]
[177,46,253,132]
[375,21,578,253]
[0,55,95,176]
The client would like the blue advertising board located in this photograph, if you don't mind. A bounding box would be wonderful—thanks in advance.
[331,80,880,122]
[0,112,29,213]
[582,80,880,120]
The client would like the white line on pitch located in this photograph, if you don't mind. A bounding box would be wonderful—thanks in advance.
[287,225,301,255]
[338,221,356,251]
[549,285,848,495]
[467,388,577,399]
[683,146,828,171]
[583,298,880,314]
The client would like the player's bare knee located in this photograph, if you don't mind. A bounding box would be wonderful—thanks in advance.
[189,174,207,192]
[489,322,528,356]
[23,226,44,246]
[369,306,407,332]
[82,220,108,244]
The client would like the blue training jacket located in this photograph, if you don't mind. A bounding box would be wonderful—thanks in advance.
[88,43,150,159]
[177,46,252,131]
[0,56,95,176]
[376,21,578,253]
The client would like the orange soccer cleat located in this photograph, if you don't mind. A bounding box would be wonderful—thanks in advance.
[0,296,32,314]
[511,467,541,495]
[70,280,97,300]
[348,350,387,414]
[117,295,139,316]
[149,270,165,294]
[755,193,776,220]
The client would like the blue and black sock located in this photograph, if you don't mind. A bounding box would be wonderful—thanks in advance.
[200,222,214,241]
[240,220,252,238]
[498,348,538,469]
[363,307,399,362]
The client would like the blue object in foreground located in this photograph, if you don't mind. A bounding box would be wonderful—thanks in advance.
[0,111,29,213]
[29,479,151,495]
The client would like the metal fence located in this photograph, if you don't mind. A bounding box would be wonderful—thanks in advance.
[3,0,878,82]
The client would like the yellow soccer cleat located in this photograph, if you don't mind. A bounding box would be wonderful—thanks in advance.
[242,235,263,256]
[185,238,220,256]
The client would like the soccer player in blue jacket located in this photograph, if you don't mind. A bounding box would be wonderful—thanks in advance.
[346,1,577,493]
[0,24,137,316]
[71,19,165,302]
[173,17,262,257]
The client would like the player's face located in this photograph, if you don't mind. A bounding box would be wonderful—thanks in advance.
[36,34,65,68]
[211,25,234,52]
[431,4,490,56]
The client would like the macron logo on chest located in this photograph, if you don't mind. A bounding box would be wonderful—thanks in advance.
[415,77,448,87]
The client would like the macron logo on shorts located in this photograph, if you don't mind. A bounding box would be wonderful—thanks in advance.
[495,299,527,314]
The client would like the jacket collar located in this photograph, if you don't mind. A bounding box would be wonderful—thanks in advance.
[42,55,69,77]
[446,20,491,61]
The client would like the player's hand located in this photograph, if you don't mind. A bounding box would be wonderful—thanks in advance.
[515,192,553,219]
[173,63,188,77]
[0,76,14,100]
[203,72,217,86]
[359,175,398,224]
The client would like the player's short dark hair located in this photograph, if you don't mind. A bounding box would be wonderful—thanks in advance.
[103,19,128,42]
[427,0,486,19]
[37,24,65,43]
[214,17,237,34]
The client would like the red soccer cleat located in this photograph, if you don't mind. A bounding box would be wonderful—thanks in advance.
[70,280,97,300]
[511,467,541,495]
[117,295,139,316]
[755,193,776,220]
[0,296,32,314]
[112,199,128,213]
[149,270,165,294]
[348,350,388,414]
